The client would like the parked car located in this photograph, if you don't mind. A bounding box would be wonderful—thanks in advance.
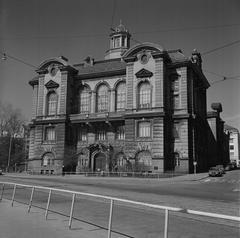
[208,167,223,177]
[225,162,236,171]
[215,165,225,174]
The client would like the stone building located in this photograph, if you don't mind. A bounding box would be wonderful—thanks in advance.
[28,23,227,174]
[224,124,240,167]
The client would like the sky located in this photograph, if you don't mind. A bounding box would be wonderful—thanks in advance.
[0,0,239,129]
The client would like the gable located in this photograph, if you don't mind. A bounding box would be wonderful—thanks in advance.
[135,68,153,78]
[45,80,59,89]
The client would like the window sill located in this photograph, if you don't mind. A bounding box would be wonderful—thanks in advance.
[42,141,56,144]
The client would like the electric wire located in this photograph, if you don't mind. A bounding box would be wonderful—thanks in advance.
[0,51,37,69]
[202,39,240,56]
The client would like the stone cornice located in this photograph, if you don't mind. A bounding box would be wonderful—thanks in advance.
[76,69,126,80]
[59,65,78,74]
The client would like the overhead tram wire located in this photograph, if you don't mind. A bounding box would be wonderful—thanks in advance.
[1,23,240,41]
[0,51,37,69]
[202,39,240,56]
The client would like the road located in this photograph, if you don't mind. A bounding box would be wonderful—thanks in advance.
[0,170,239,238]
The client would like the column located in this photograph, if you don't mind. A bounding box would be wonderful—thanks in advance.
[110,90,115,112]
[91,91,96,113]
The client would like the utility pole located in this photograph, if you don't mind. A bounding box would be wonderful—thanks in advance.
[7,135,13,172]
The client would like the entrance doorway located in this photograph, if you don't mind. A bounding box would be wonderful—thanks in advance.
[94,152,107,171]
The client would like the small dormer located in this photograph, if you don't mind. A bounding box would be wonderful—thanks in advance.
[105,21,131,59]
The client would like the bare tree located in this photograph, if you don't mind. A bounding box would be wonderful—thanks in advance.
[0,101,26,171]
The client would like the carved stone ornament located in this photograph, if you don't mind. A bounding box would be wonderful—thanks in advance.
[45,80,59,89]
[135,68,153,78]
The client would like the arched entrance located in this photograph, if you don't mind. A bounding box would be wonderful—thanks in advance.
[94,152,107,172]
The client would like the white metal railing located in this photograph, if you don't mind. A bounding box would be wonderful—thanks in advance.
[0,182,239,238]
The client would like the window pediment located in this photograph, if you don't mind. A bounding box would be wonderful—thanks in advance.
[135,68,153,78]
[45,80,59,89]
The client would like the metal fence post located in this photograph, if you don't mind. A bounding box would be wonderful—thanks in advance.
[0,184,5,201]
[108,199,114,238]
[45,189,52,220]
[28,187,35,213]
[11,184,17,206]
[164,209,169,238]
[68,193,76,229]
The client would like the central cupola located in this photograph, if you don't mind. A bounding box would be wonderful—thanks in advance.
[105,21,131,59]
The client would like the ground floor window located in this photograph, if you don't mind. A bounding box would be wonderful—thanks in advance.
[96,129,106,141]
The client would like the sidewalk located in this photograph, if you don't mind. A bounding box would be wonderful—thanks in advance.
[0,200,113,238]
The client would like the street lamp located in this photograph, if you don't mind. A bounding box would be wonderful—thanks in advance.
[7,133,17,172]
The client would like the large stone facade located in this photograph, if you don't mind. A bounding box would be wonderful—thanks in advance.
[28,23,228,174]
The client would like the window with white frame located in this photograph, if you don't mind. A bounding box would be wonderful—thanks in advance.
[138,82,151,109]
[116,125,125,140]
[47,92,57,115]
[78,127,87,141]
[116,82,126,111]
[138,121,151,138]
[96,129,106,141]
[79,87,90,113]
[97,84,109,112]
[45,127,55,141]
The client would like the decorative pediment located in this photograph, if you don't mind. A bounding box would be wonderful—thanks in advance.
[45,80,59,89]
[135,68,153,78]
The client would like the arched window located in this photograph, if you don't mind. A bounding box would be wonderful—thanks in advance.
[79,86,90,113]
[47,92,57,115]
[138,82,151,109]
[42,152,54,166]
[116,82,126,111]
[97,84,109,112]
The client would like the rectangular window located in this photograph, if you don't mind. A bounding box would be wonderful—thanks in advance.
[138,121,151,138]
[116,125,125,140]
[78,128,87,141]
[173,122,181,139]
[230,145,234,150]
[229,138,233,143]
[171,77,180,109]
[45,127,55,141]
[173,95,180,109]
[96,129,106,141]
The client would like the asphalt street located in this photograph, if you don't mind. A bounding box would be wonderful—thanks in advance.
[0,170,239,238]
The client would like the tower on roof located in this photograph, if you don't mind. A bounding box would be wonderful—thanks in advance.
[105,21,131,59]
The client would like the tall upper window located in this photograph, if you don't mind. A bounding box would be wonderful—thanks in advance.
[47,92,57,115]
[44,127,55,141]
[97,84,109,112]
[138,82,151,109]
[171,77,180,109]
[79,87,90,113]
[138,121,151,138]
[116,82,126,111]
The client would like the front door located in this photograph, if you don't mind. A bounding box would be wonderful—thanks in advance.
[94,153,107,171]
